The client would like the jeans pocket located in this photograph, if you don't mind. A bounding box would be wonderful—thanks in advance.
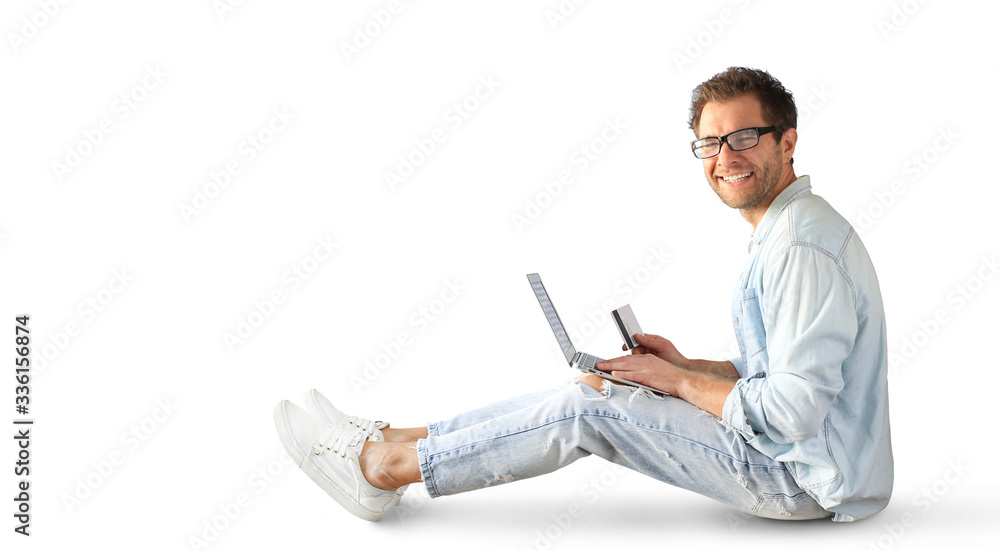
[751,491,829,520]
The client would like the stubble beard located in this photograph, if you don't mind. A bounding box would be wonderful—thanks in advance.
[708,150,783,211]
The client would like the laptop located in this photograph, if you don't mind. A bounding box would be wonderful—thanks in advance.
[526,273,667,396]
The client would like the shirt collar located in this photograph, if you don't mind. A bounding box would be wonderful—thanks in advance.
[749,175,812,251]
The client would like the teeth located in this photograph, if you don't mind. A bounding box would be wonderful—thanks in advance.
[722,172,751,182]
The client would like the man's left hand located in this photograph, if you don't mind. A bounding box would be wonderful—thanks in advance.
[595,354,685,397]
[598,354,735,417]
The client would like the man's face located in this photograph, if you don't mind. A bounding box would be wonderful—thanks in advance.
[696,94,787,216]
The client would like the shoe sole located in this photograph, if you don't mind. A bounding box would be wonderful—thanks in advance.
[273,401,386,522]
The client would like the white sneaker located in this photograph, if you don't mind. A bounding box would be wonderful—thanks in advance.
[303,388,409,505]
[273,400,397,521]
[302,388,389,441]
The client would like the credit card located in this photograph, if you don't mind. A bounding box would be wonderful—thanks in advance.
[612,304,643,349]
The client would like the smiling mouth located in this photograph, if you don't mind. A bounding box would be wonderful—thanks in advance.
[719,171,753,184]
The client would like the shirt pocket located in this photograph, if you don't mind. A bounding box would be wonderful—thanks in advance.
[738,286,769,377]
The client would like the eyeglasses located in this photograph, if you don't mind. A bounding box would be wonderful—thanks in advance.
[691,126,780,159]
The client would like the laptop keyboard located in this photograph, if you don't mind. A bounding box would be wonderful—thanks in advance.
[576,353,603,368]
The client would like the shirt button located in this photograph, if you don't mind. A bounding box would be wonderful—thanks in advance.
[745,419,750,425]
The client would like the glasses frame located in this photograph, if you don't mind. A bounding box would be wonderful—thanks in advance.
[691,126,780,159]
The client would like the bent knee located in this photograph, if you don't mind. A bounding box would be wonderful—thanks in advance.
[576,373,608,392]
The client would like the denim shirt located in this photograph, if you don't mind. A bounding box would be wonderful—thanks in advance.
[721,176,893,522]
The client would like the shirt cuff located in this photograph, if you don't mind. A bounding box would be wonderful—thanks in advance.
[721,378,761,440]
[729,356,747,379]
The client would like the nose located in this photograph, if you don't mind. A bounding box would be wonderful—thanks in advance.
[716,141,741,165]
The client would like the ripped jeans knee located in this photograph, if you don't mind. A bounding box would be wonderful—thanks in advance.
[576,374,611,398]
[576,374,666,407]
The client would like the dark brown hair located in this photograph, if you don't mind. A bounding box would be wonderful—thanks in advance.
[688,67,797,138]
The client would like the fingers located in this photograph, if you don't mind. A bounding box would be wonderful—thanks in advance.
[595,356,629,372]
[596,355,649,374]
[610,370,631,381]
[627,342,654,355]
[634,333,671,354]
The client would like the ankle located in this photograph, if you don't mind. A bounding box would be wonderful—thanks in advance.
[359,443,401,491]
[382,427,429,443]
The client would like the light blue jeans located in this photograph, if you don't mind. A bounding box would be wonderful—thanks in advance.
[416,381,832,520]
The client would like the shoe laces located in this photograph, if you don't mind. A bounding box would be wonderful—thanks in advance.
[311,426,371,503]
[312,425,365,457]
[343,416,381,438]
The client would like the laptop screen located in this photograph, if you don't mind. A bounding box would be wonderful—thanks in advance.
[527,273,576,363]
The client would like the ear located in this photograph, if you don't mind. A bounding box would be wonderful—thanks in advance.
[780,127,798,164]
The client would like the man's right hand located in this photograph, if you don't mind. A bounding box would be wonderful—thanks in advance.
[624,333,690,369]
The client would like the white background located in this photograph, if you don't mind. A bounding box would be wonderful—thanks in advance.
[2,1,997,549]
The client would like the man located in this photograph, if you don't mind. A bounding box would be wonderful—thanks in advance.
[274,67,892,523]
